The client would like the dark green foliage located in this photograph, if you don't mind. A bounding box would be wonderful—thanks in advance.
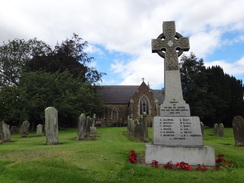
[180,53,244,127]
[24,33,105,83]
[0,71,104,128]
[0,35,105,128]
[0,38,51,86]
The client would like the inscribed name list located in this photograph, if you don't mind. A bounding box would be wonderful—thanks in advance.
[153,116,203,146]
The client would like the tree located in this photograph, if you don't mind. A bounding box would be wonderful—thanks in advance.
[0,34,106,128]
[24,34,105,83]
[180,53,244,127]
[0,71,104,128]
[0,38,51,86]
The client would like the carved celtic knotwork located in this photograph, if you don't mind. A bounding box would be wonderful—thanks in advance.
[151,21,190,70]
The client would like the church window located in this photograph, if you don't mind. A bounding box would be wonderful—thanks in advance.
[140,96,149,115]
[111,108,118,120]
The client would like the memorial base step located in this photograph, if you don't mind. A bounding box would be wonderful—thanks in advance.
[145,143,215,166]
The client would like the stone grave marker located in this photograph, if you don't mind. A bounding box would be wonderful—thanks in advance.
[219,123,224,137]
[200,122,204,139]
[10,126,18,135]
[232,116,244,147]
[90,113,97,134]
[45,107,59,145]
[133,119,140,139]
[0,121,12,143]
[77,113,86,140]
[21,120,30,137]
[145,21,215,166]
[213,123,219,136]
[84,116,92,138]
[141,112,149,142]
[36,124,43,136]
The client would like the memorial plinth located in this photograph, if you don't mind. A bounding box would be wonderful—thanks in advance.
[145,21,215,166]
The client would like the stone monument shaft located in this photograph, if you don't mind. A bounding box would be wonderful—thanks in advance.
[152,21,189,103]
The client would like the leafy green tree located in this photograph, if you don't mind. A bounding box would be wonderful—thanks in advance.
[24,34,105,83]
[0,38,51,86]
[0,71,104,128]
[0,34,105,128]
[180,53,244,127]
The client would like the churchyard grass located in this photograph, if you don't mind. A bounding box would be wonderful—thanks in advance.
[0,128,243,183]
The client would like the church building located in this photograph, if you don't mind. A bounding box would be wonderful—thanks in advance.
[97,81,164,126]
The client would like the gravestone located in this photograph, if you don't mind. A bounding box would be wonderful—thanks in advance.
[45,107,59,145]
[219,123,224,137]
[127,117,135,136]
[200,122,204,139]
[10,126,18,135]
[36,124,43,136]
[77,113,86,140]
[232,116,244,146]
[84,116,92,138]
[145,21,215,166]
[0,121,12,143]
[141,112,149,142]
[133,119,140,138]
[213,123,219,136]
[90,113,97,134]
[21,120,30,137]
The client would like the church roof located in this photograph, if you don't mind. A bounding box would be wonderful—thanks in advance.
[151,89,165,104]
[97,85,164,104]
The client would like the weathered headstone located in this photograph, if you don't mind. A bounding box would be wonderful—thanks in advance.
[232,116,244,147]
[21,120,30,137]
[139,112,149,142]
[200,122,204,139]
[0,121,12,143]
[36,124,43,136]
[213,123,219,136]
[10,126,18,135]
[219,123,224,137]
[77,113,86,140]
[45,107,59,145]
[84,116,92,138]
[145,21,215,166]
[90,113,97,134]
[127,117,135,136]
[133,119,140,138]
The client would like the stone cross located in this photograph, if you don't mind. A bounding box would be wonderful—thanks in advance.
[151,21,190,107]
[152,21,189,70]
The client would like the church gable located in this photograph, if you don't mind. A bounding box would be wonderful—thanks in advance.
[129,81,159,118]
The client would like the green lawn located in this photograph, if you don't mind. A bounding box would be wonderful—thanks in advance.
[0,127,243,183]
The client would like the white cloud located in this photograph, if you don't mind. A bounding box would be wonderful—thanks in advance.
[111,47,164,88]
[1,0,244,86]
[84,44,104,56]
[205,56,244,76]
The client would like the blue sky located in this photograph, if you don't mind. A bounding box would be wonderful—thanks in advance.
[1,0,244,89]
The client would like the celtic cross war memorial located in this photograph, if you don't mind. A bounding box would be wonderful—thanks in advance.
[145,21,215,166]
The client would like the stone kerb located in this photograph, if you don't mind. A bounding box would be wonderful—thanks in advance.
[232,115,244,146]
[45,107,59,145]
